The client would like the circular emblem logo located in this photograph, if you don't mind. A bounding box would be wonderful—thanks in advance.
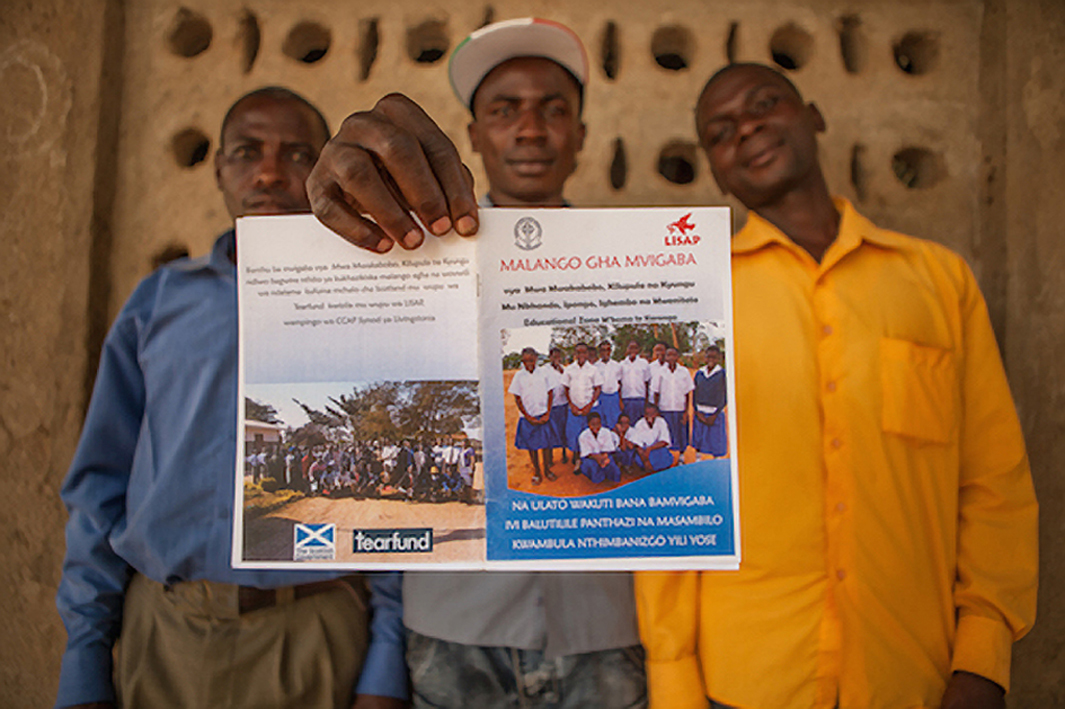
[513,217,543,251]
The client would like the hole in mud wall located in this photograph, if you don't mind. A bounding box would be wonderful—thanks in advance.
[283,21,331,64]
[480,6,495,28]
[407,20,450,64]
[657,141,698,185]
[769,22,813,71]
[849,143,868,202]
[152,243,191,269]
[836,15,866,74]
[610,138,627,190]
[652,25,694,71]
[358,18,379,81]
[891,147,945,189]
[894,31,939,75]
[237,9,260,74]
[725,22,739,63]
[167,8,213,58]
[171,128,211,169]
[601,21,620,80]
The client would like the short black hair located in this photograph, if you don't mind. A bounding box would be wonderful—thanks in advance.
[469,60,585,119]
[696,62,804,119]
[587,411,602,423]
[521,346,538,357]
[219,86,331,149]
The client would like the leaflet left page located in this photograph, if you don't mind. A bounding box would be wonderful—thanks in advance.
[233,214,485,569]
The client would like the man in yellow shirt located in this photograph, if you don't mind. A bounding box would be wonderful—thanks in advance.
[299,53,1038,709]
[634,63,1038,709]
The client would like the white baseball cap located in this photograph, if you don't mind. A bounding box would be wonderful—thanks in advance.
[448,18,589,110]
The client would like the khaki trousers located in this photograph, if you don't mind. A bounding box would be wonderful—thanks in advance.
[116,574,369,709]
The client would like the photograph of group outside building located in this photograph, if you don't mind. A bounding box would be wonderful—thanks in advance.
[502,321,729,497]
[239,379,486,564]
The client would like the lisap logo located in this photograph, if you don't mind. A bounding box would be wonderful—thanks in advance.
[665,212,701,246]
[294,523,336,560]
[353,528,434,553]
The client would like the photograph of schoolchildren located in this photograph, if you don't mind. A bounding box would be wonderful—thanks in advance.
[501,321,729,497]
[239,379,486,563]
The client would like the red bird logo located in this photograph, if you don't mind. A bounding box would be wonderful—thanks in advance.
[667,213,696,236]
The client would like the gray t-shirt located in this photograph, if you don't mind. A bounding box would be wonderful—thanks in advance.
[403,571,640,658]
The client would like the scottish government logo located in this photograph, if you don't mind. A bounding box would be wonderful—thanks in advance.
[353,528,434,553]
[514,217,543,250]
[293,523,336,560]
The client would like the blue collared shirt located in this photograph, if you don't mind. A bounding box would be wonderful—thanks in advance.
[55,231,406,707]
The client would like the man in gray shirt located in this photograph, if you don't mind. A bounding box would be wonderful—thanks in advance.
[401,18,645,708]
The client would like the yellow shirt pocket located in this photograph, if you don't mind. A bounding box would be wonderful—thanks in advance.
[880,337,957,444]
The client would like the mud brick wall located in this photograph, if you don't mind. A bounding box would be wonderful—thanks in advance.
[1,0,1062,706]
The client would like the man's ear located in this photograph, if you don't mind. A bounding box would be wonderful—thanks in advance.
[214,147,225,190]
[808,103,827,133]
[708,164,730,197]
[467,121,482,155]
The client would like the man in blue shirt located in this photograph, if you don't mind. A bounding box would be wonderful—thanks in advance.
[55,87,406,709]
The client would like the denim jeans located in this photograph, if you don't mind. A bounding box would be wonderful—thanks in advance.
[407,629,647,708]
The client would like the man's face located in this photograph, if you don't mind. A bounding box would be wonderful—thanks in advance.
[626,341,639,359]
[588,416,602,435]
[550,349,562,367]
[666,349,679,367]
[468,57,586,206]
[644,406,657,423]
[653,344,666,362]
[695,65,824,210]
[575,344,589,365]
[616,416,630,435]
[522,351,537,371]
[215,95,328,220]
[706,349,720,368]
[599,343,612,362]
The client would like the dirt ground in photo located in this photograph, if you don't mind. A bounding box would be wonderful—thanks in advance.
[502,369,702,497]
[243,487,486,564]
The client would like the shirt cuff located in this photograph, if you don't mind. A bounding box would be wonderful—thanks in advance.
[646,656,709,709]
[950,613,1015,692]
[55,642,116,708]
[354,634,409,700]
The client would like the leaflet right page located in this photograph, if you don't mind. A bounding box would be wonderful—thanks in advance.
[477,207,740,570]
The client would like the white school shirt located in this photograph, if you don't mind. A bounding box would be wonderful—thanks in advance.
[618,355,651,398]
[654,364,695,412]
[648,359,668,394]
[544,365,567,407]
[561,361,603,409]
[594,359,623,395]
[628,416,672,448]
[578,426,619,457]
[508,366,552,417]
